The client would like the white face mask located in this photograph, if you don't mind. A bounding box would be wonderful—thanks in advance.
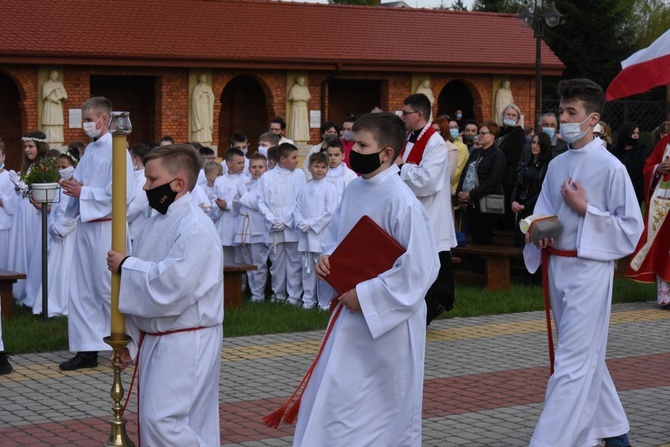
[560,114,594,144]
[59,166,75,180]
[502,118,517,127]
[258,146,269,157]
[82,116,103,139]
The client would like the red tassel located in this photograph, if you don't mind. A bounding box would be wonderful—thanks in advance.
[282,395,302,425]
[263,403,289,429]
[263,302,344,429]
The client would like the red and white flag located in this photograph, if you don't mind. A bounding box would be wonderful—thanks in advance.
[605,28,670,101]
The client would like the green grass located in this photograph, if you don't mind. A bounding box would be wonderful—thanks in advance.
[1,278,657,355]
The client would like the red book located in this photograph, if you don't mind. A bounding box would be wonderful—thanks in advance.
[325,215,406,295]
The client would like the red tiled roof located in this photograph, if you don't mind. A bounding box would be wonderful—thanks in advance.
[0,0,563,73]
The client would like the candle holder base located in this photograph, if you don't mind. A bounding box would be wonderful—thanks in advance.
[103,335,135,447]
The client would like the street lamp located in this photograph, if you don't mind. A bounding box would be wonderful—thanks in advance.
[517,0,563,130]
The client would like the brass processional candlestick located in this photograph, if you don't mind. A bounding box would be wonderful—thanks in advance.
[103,111,134,447]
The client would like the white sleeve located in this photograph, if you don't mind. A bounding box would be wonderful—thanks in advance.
[399,136,447,198]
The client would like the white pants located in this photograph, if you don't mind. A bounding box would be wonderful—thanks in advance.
[222,246,236,266]
[268,242,302,301]
[301,252,318,307]
[240,243,269,302]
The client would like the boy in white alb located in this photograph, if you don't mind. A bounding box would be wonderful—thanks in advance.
[107,144,223,447]
[229,132,251,177]
[196,147,216,189]
[213,148,247,263]
[294,112,439,446]
[59,97,135,371]
[325,140,357,201]
[294,152,338,309]
[524,79,643,447]
[256,143,306,304]
[202,161,222,219]
[235,153,270,302]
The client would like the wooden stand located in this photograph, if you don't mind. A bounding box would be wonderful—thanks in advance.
[223,263,257,308]
[452,245,522,290]
[0,269,26,320]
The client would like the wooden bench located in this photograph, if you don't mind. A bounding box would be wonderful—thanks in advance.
[0,269,26,320]
[452,245,523,290]
[223,263,257,309]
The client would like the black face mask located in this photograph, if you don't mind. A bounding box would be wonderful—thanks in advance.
[146,178,178,215]
[463,135,475,145]
[349,149,385,175]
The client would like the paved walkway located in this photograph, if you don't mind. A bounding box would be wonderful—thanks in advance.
[1,301,669,446]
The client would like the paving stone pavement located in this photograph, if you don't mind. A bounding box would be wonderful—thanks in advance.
[0,301,669,446]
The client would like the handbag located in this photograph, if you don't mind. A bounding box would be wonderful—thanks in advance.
[474,153,505,214]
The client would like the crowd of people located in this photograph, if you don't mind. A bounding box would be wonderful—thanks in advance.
[0,78,665,446]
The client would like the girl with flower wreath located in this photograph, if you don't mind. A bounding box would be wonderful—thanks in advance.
[7,130,49,305]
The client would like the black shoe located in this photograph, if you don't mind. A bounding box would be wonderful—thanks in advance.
[59,352,98,371]
[426,304,446,326]
[0,351,13,375]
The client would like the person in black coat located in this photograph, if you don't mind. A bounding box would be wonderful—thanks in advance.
[511,131,552,246]
[497,104,526,231]
[612,122,648,204]
[456,121,506,246]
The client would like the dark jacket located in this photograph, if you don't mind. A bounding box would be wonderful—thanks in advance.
[512,157,548,214]
[497,126,526,186]
[458,145,506,203]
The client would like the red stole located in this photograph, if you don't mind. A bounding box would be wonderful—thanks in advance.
[400,124,436,165]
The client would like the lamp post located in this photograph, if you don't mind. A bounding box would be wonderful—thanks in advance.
[103,111,134,447]
[517,0,563,130]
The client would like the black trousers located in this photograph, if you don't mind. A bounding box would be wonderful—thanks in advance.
[425,250,455,321]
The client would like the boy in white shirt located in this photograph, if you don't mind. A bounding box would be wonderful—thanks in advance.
[229,133,250,177]
[256,143,306,305]
[127,143,151,243]
[235,153,270,302]
[213,148,246,263]
[196,146,216,188]
[202,161,222,218]
[294,152,338,309]
[325,140,357,201]
[257,132,279,160]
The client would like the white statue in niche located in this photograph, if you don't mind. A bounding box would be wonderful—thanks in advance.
[415,79,435,106]
[41,70,67,146]
[288,76,311,142]
[191,74,215,144]
[495,80,514,124]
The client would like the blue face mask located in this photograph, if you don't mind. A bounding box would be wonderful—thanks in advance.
[502,118,517,127]
[541,127,555,139]
[456,114,462,120]
[0,163,4,170]
[449,128,460,140]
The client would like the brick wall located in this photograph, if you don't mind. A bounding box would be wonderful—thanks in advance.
[0,64,538,165]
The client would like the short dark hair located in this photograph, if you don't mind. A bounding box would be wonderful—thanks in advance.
[557,78,604,115]
[199,146,215,156]
[187,141,203,151]
[352,112,406,160]
[320,121,339,135]
[309,151,328,166]
[404,94,431,120]
[143,144,200,191]
[230,133,248,146]
[160,135,175,144]
[130,143,151,160]
[225,148,245,161]
[480,121,501,139]
[267,146,278,162]
[464,119,479,129]
[277,142,298,160]
[270,117,286,130]
[343,115,357,125]
[326,140,343,151]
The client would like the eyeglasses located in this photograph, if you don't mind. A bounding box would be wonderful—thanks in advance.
[401,110,420,116]
[477,131,491,136]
